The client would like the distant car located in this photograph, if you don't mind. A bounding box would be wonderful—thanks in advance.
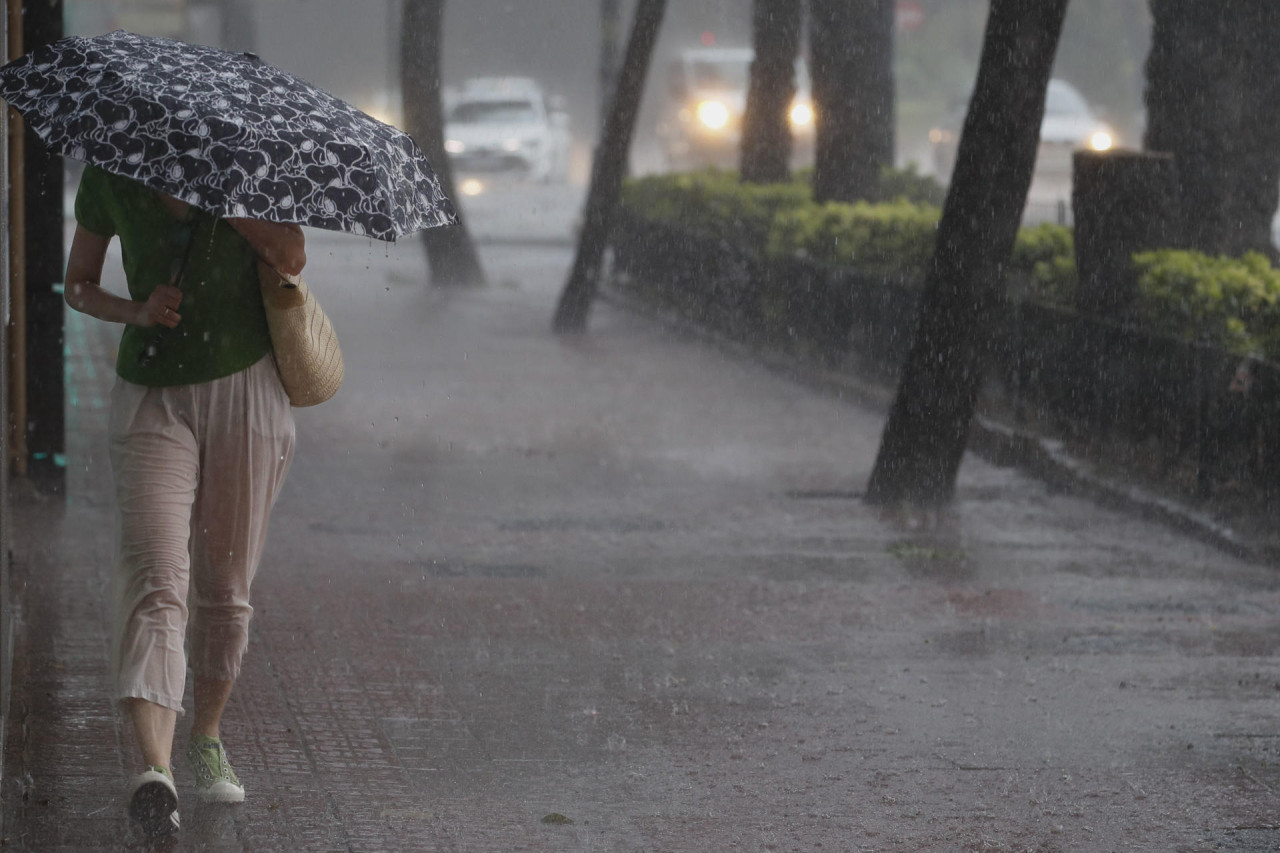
[930,78,1116,184]
[444,77,570,183]
[656,47,815,172]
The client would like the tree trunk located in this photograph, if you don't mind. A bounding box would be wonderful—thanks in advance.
[400,0,485,287]
[1224,0,1280,258]
[740,0,802,184]
[864,0,1069,507]
[599,0,623,135]
[809,0,894,203]
[216,0,256,53]
[1145,0,1280,257]
[552,0,666,333]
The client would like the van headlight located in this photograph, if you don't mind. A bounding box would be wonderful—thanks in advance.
[789,102,813,128]
[695,99,730,130]
[1089,130,1113,151]
[445,139,465,154]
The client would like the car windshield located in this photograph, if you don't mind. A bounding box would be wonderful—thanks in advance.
[946,80,1091,120]
[685,56,810,93]
[449,99,538,124]
[688,59,749,91]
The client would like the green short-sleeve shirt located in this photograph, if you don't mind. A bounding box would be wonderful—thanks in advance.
[74,165,273,387]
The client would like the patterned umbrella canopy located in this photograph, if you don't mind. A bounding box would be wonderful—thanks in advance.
[0,29,457,241]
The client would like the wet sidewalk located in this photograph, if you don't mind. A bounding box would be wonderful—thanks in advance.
[6,222,1280,851]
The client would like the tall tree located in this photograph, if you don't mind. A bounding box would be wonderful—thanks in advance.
[809,0,894,202]
[1145,0,1280,257]
[599,0,623,135]
[552,0,666,333]
[400,0,486,287]
[216,0,256,53]
[740,0,803,184]
[865,0,1070,506]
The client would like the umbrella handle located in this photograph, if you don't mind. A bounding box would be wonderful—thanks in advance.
[137,218,200,367]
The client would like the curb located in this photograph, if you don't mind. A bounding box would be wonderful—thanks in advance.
[966,416,1264,562]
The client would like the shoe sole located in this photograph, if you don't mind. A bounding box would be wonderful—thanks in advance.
[128,779,180,836]
[196,780,246,804]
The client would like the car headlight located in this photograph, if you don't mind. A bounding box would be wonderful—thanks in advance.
[445,139,465,154]
[502,138,522,152]
[1089,130,1113,151]
[695,99,730,130]
[789,102,813,128]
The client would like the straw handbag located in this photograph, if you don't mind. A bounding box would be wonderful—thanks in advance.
[257,260,344,407]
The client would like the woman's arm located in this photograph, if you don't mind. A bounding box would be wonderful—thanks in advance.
[227,218,307,276]
[64,225,182,328]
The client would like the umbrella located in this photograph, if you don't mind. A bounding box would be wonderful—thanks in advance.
[0,29,457,241]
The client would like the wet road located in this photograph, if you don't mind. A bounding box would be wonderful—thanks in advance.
[6,182,1280,850]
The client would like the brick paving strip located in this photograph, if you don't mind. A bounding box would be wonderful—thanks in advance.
[7,238,1280,850]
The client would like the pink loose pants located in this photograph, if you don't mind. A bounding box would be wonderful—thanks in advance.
[108,356,294,712]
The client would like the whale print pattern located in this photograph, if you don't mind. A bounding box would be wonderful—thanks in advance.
[0,30,458,241]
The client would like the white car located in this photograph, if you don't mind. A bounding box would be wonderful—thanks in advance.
[443,77,570,183]
[930,78,1115,184]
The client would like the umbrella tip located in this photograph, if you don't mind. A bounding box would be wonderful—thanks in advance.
[243,51,261,62]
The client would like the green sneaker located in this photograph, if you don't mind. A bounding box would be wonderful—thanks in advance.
[186,735,245,803]
[127,765,180,836]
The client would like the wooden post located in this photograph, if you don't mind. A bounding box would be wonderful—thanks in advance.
[21,0,64,493]
[1072,149,1180,439]
[1,0,15,781]
[1073,149,1180,318]
[6,0,24,479]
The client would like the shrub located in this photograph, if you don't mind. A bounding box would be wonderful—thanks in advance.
[1131,249,1280,357]
[766,199,940,276]
[1011,223,1076,305]
[875,163,947,206]
[620,170,811,250]
[619,166,946,253]
[616,167,1280,368]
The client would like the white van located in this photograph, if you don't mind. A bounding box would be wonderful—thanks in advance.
[655,48,814,171]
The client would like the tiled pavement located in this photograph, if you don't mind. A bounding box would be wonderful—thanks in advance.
[6,230,1280,851]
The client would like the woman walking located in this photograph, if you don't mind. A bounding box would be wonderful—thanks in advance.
[63,163,305,837]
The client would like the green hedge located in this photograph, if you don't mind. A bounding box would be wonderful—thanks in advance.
[619,170,811,249]
[1012,223,1077,305]
[621,168,1069,284]
[766,200,940,276]
[1133,249,1280,359]
[619,170,1280,360]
